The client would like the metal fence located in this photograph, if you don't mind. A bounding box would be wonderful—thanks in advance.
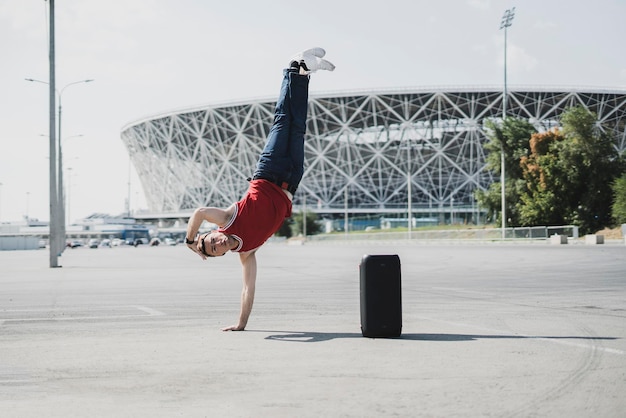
[307,225,580,242]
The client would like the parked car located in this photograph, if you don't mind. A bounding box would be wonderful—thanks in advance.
[129,238,148,246]
[88,239,99,248]
[67,240,83,248]
[100,239,111,248]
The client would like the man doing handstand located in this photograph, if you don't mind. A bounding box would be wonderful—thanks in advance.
[185,48,335,331]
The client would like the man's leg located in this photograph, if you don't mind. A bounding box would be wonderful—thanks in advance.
[283,70,309,192]
[252,68,309,191]
[252,49,334,193]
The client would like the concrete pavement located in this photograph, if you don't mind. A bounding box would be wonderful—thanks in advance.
[1,242,625,417]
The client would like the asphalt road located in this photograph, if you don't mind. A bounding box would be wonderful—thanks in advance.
[1,241,625,417]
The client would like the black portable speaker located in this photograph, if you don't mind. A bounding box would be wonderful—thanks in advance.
[359,254,402,338]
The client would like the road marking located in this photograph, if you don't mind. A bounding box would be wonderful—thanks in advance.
[531,336,624,355]
[0,305,166,324]
[417,316,624,356]
[430,287,496,296]
[132,305,166,316]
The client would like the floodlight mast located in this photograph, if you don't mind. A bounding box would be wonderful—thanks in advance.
[499,6,515,239]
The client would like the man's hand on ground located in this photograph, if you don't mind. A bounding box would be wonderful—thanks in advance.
[222,324,246,331]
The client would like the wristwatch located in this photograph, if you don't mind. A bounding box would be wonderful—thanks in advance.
[185,237,195,244]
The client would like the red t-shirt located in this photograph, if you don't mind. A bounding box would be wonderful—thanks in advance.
[219,179,292,252]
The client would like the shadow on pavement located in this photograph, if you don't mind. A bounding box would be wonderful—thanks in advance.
[252,330,619,343]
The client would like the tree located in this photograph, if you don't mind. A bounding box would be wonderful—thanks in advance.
[275,218,293,238]
[291,210,322,236]
[518,106,623,234]
[612,173,626,224]
[518,128,566,226]
[476,117,537,225]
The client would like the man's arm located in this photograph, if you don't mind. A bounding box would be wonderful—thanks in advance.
[186,206,232,238]
[222,250,257,331]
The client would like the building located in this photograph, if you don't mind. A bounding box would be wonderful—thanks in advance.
[121,87,626,228]
[0,215,152,250]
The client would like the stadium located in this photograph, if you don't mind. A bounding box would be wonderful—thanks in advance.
[120,87,626,229]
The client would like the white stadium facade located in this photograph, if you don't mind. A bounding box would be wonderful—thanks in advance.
[121,87,626,227]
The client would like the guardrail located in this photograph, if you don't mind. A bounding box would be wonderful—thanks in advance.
[307,225,580,242]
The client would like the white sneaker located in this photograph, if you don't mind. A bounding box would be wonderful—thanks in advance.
[294,47,326,59]
[289,47,335,74]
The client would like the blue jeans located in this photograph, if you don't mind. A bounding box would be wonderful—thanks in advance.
[252,69,309,194]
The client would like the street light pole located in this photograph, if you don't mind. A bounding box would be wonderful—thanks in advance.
[26,77,93,254]
[500,6,515,239]
[407,138,412,238]
[344,184,349,238]
[26,191,30,220]
[66,167,73,225]
[57,80,93,253]
[127,157,132,217]
[48,0,59,266]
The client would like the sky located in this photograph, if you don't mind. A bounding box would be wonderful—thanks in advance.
[1,0,625,224]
